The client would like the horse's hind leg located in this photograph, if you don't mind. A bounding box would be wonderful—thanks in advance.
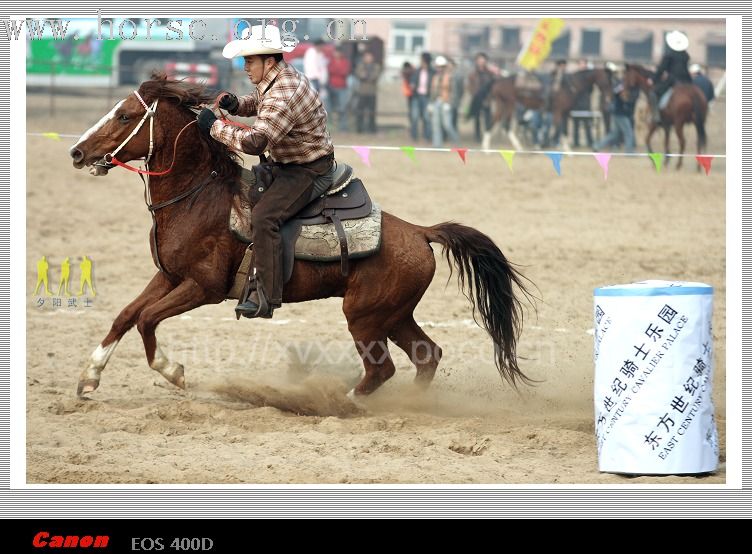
[78,272,174,396]
[674,123,686,170]
[645,123,657,154]
[663,125,672,168]
[346,313,396,396]
[389,317,443,388]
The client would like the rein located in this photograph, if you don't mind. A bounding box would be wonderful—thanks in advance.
[102,89,218,275]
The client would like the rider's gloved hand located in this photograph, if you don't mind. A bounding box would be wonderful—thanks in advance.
[218,93,239,115]
[197,108,218,135]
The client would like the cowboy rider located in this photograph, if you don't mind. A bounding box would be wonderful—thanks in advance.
[196,24,334,319]
[648,30,692,123]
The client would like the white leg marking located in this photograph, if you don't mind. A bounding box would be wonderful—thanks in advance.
[150,343,170,372]
[482,130,492,151]
[509,130,522,151]
[150,342,185,388]
[80,340,120,382]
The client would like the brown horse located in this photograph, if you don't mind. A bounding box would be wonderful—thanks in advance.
[481,69,612,150]
[68,73,535,400]
[623,63,708,170]
[548,69,612,149]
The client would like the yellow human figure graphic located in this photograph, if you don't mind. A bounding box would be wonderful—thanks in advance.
[33,255,52,296]
[57,256,71,296]
[78,255,96,297]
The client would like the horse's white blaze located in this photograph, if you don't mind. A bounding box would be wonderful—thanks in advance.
[72,99,124,148]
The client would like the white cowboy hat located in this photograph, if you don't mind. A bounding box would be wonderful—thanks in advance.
[223,25,295,59]
[666,30,689,52]
[689,63,702,74]
[434,55,447,67]
[605,61,619,72]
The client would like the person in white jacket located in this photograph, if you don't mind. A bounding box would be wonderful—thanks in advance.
[303,39,329,111]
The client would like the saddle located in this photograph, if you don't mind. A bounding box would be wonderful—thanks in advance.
[228,160,381,300]
[282,161,373,279]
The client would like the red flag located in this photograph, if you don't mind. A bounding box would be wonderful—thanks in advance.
[452,147,468,164]
[695,155,714,175]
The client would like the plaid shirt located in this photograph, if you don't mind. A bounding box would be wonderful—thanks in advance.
[210,60,333,164]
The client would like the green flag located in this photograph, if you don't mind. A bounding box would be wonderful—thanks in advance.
[648,152,664,173]
[400,146,417,162]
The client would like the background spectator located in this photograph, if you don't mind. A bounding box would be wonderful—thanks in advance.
[327,47,352,132]
[354,50,382,133]
[409,52,434,141]
[690,63,715,104]
[430,56,460,147]
[467,52,495,143]
[304,39,329,111]
[593,73,639,153]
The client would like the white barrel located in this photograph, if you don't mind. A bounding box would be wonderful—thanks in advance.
[593,280,718,474]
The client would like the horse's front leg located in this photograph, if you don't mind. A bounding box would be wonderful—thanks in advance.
[136,277,208,390]
[78,272,175,396]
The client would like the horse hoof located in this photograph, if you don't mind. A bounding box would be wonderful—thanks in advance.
[346,388,366,408]
[168,364,186,390]
[77,379,99,397]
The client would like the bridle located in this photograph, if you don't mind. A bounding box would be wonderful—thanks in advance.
[96,89,217,275]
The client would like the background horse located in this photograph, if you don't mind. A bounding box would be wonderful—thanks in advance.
[480,69,611,151]
[547,69,612,150]
[68,73,534,400]
[476,74,545,150]
[623,63,708,170]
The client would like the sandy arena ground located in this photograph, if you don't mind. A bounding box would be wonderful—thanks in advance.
[25,88,726,484]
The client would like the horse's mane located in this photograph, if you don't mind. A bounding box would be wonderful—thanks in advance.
[137,71,241,182]
[625,63,653,78]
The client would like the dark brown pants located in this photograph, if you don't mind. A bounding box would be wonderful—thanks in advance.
[251,153,334,304]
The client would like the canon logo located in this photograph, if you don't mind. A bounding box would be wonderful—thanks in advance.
[32,532,109,549]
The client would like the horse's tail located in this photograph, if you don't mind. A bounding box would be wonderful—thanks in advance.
[425,222,537,388]
[692,87,707,151]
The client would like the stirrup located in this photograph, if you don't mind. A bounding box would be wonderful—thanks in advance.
[235,286,274,320]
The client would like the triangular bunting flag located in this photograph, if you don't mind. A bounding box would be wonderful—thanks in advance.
[452,147,468,164]
[696,155,713,175]
[400,146,417,162]
[648,152,664,173]
[352,145,371,167]
[499,150,515,171]
[42,132,61,141]
[594,153,612,181]
[545,152,563,176]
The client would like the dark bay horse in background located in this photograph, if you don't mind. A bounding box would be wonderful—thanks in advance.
[479,69,612,151]
[623,63,707,170]
[68,74,535,400]
[547,69,612,150]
